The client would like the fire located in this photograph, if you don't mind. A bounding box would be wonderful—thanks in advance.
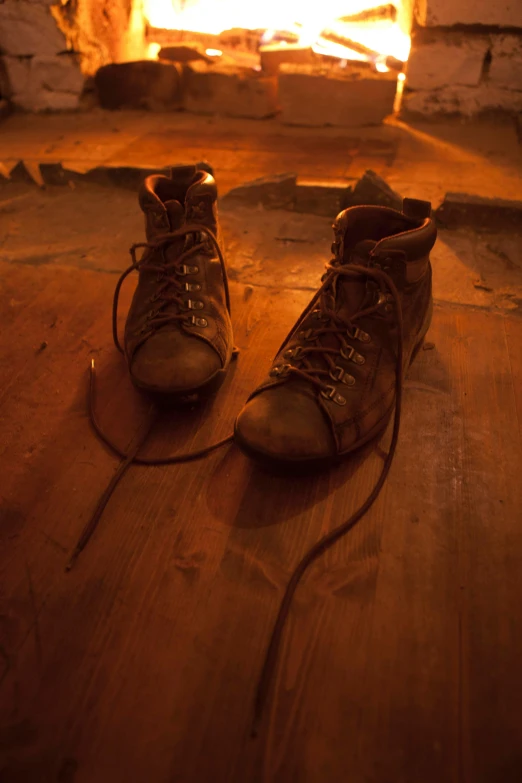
[143,0,411,64]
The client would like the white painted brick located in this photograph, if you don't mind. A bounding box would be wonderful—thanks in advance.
[0,56,31,97]
[415,0,522,27]
[490,35,522,90]
[15,89,80,111]
[407,34,489,90]
[32,55,84,94]
[279,64,397,127]
[0,1,67,56]
[1,53,83,111]
[402,83,522,116]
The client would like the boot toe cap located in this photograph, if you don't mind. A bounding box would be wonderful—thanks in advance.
[130,331,222,393]
[235,387,336,464]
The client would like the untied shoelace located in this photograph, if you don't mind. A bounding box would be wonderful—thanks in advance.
[68,244,405,738]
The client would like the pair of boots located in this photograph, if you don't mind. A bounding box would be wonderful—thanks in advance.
[117,164,437,468]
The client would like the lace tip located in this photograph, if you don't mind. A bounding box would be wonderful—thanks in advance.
[65,549,79,572]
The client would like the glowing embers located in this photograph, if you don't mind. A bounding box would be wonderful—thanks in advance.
[143,0,411,71]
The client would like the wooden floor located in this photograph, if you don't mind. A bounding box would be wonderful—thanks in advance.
[1,114,522,781]
[1,250,522,783]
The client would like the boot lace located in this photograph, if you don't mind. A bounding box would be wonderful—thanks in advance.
[271,259,399,405]
[72,244,409,749]
[67,223,234,571]
[112,223,231,354]
[252,257,405,735]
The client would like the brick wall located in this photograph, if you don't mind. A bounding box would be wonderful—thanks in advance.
[0,0,145,111]
[402,0,522,116]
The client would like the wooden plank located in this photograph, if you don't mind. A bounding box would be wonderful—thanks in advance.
[1,251,522,783]
[504,317,522,439]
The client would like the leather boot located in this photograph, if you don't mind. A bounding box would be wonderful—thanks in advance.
[235,199,437,467]
[117,164,234,397]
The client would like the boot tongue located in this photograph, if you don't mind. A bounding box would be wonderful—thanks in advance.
[335,238,378,317]
[347,239,377,266]
[164,199,184,230]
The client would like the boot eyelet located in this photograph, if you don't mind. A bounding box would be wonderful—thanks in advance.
[312,309,329,323]
[341,344,365,364]
[384,304,394,313]
[330,366,356,386]
[187,299,204,310]
[385,293,394,302]
[320,385,346,406]
[298,328,315,341]
[284,346,303,360]
[353,328,371,343]
[183,282,201,292]
[270,364,290,378]
[340,345,355,361]
[179,264,199,276]
[187,315,207,327]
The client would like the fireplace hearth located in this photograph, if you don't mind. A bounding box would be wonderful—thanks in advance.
[0,0,521,120]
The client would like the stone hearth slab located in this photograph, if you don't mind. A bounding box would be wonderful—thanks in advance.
[279,64,398,127]
[184,62,278,119]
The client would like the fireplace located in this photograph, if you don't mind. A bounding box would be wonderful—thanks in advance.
[0,0,521,120]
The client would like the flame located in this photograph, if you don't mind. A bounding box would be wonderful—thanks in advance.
[147,41,162,58]
[144,0,410,62]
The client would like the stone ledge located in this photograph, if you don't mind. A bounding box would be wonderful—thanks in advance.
[401,82,522,116]
[221,173,297,209]
[222,170,404,215]
[0,161,173,189]
[0,160,216,190]
[435,192,522,231]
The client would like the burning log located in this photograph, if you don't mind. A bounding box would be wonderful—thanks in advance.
[259,43,316,74]
[159,43,258,70]
[259,30,300,46]
[338,4,397,24]
[218,28,264,52]
[147,27,220,51]
[319,27,405,72]
[159,44,214,64]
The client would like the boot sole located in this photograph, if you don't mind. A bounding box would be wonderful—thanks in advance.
[234,302,433,473]
[131,365,229,403]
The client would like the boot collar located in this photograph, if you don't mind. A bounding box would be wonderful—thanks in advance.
[139,168,217,239]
